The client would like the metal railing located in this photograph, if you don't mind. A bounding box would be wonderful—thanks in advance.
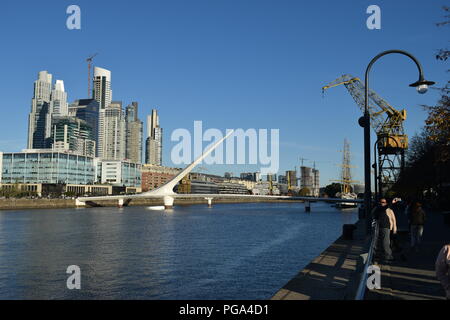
[355,220,378,300]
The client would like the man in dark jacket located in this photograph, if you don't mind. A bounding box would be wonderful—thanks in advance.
[408,201,426,251]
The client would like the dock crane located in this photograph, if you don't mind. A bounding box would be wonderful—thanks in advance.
[322,74,407,194]
[86,53,98,98]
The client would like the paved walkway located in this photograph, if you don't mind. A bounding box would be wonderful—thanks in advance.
[366,210,450,300]
[271,220,370,300]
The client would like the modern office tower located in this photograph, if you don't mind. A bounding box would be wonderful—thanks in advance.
[101,101,126,160]
[27,71,53,149]
[68,99,100,155]
[125,102,143,163]
[0,150,96,185]
[51,116,96,157]
[145,109,162,165]
[50,80,68,117]
[92,67,112,110]
[93,67,112,157]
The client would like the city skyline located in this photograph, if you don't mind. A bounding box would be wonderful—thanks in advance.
[22,65,320,187]
[0,1,447,186]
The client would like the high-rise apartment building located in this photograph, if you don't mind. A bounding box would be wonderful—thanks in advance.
[125,102,143,164]
[51,116,96,157]
[27,71,69,150]
[102,101,126,160]
[145,109,162,165]
[92,67,112,110]
[51,80,68,117]
[93,67,112,159]
[27,71,53,149]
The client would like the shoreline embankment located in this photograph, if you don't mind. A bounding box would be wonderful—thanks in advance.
[0,197,305,210]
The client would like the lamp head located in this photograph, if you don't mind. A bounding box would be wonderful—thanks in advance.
[409,77,435,94]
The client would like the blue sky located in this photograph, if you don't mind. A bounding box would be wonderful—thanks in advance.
[0,0,448,186]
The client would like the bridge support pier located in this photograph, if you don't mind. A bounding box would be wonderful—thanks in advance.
[164,196,174,209]
[205,197,213,208]
[305,201,311,213]
[75,198,86,207]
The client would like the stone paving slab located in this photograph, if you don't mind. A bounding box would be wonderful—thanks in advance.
[271,220,370,300]
[366,211,450,300]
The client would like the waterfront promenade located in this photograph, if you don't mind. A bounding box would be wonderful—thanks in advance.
[271,219,370,300]
[366,210,449,300]
[272,209,449,300]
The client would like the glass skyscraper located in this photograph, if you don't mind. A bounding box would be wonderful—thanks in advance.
[125,102,143,164]
[69,99,100,156]
[145,109,162,165]
[27,71,69,150]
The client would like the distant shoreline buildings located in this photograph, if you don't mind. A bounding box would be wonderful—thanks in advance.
[1,64,324,198]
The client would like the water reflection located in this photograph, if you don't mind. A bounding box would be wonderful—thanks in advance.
[0,203,357,299]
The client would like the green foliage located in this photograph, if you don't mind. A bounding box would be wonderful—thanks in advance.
[324,183,342,198]
[393,6,450,209]
[64,191,77,197]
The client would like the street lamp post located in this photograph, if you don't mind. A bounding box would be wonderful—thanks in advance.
[360,50,435,233]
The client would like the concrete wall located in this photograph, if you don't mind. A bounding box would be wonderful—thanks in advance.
[0,197,304,210]
[0,199,75,210]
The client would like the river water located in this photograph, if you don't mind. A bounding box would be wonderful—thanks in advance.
[0,202,357,299]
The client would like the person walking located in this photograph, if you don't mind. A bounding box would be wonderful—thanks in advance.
[435,244,450,300]
[408,201,426,251]
[390,198,402,253]
[373,198,397,261]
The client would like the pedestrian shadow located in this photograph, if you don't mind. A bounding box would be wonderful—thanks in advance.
[272,238,369,300]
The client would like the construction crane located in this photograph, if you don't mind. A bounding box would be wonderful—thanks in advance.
[322,74,407,194]
[299,157,309,167]
[322,74,408,150]
[86,53,98,98]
